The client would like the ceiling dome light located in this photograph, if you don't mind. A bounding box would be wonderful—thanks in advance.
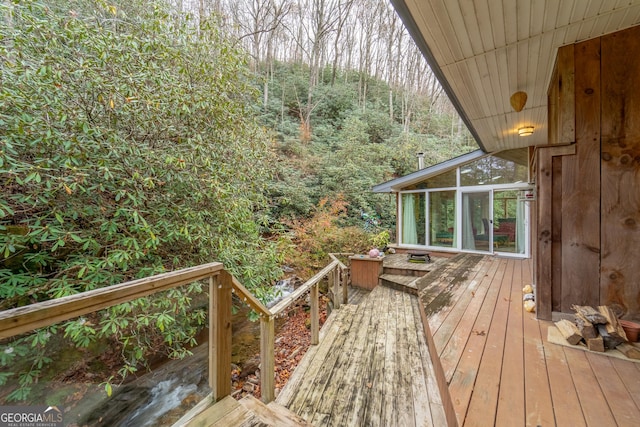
[518,126,534,136]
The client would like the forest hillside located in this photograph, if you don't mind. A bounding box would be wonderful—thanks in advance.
[0,0,474,401]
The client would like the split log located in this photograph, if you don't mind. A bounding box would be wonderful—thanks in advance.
[575,313,597,339]
[616,343,640,360]
[555,319,583,345]
[586,336,605,352]
[597,324,624,349]
[572,305,607,324]
[598,305,628,342]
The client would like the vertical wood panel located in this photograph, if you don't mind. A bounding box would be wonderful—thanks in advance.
[558,45,576,144]
[551,156,563,311]
[349,257,383,290]
[547,60,559,145]
[536,147,553,320]
[561,37,601,311]
[600,25,640,319]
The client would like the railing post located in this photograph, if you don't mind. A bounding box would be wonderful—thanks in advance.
[310,284,319,345]
[341,267,348,304]
[209,271,232,401]
[260,316,275,403]
[332,268,340,309]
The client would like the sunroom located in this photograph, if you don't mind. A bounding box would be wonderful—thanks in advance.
[373,148,532,257]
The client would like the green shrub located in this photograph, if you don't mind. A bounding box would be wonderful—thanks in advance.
[0,0,281,400]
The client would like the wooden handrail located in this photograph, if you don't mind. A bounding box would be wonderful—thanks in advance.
[0,257,351,408]
[0,262,224,339]
[329,253,353,270]
[269,260,339,316]
[230,275,270,317]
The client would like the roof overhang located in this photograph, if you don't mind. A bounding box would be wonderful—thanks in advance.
[391,0,640,152]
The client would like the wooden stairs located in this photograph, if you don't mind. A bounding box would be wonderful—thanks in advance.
[378,253,450,295]
[175,394,312,427]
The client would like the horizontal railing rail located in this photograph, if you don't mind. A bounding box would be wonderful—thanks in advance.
[0,262,224,340]
[0,255,353,411]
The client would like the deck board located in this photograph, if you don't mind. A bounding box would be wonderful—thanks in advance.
[521,262,555,427]
[360,285,389,427]
[585,352,640,426]
[565,347,618,426]
[463,259,512,427]
[403,291,434,427]
[276,285,446,426]
[495,259,525,426]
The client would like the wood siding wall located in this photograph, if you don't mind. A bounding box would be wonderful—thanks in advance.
[537,25,640,321]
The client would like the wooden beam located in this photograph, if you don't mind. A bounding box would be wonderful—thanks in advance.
[0,262,223,339]
[260,315,275,403]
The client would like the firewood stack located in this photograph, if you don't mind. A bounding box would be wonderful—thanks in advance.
[554,305,640,360]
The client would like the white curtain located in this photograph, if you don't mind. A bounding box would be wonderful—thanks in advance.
[462,194,476,250]
[402,194,418,244]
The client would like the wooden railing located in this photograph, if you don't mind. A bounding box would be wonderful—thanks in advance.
[0,256,352,406]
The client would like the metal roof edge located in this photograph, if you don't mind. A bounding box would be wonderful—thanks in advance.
[372,149,486,193]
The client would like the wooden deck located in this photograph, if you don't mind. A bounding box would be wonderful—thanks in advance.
[418,255,640,427]
[181,254,640,426]
[276,284,447,426]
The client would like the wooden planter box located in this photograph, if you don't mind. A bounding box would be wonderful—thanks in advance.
[349,255,384,290]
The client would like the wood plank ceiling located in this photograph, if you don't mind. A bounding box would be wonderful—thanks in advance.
[392,0,640,152]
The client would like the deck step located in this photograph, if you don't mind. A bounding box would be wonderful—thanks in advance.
[179,394,312,427]
[382,264,430,277]
[379,274,419,295]
[239,395,313,426]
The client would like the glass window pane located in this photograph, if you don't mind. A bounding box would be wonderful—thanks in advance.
[401,193,426,245]
[460,156,528,186]
[462,192,491,251]
[429,191,456,247]
[424,169,456,188]
[494,190,525,254]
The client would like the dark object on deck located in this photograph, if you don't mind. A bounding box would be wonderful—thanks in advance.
[407,251,431,263]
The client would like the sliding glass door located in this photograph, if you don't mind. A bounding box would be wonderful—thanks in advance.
[461,191,491,252]
[493,190,526,255]
[400,186,528,256]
